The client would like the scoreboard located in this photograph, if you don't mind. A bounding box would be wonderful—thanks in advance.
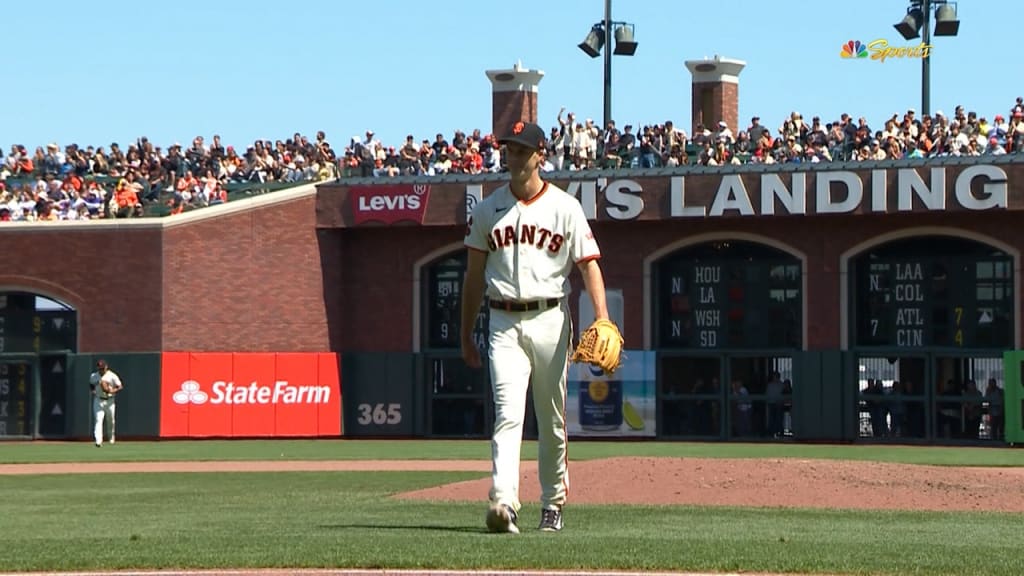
[425,256,489,351]
[658,259,802,349]
[0,362,31,437]
[854,255,1013,349]
[0,310,76,354]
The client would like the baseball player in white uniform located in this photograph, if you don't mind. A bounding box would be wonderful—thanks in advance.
[461,121,610,533]
[89,359,123,447]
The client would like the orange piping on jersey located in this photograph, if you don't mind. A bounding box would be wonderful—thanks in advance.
[574,254,602,264]
[518,181,549,206]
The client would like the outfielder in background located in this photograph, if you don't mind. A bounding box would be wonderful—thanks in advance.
[89,359,123,447]
[461,121,610,533]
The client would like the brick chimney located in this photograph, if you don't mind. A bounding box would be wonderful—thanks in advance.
[684,55,746,136]
[485,61,545,137]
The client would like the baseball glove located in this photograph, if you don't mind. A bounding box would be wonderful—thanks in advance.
[571,319,624,374]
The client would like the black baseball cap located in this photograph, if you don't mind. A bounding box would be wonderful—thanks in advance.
[498,121,546,150]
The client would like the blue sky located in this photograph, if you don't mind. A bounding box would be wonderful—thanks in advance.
[2,0,1014,152]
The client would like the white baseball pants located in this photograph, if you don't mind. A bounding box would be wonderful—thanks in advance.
[487,303,571,512]
[93,397,116,445]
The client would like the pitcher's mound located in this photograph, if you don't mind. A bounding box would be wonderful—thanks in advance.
[396,456,1024,512]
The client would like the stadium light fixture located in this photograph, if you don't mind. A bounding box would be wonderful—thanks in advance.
[893,0,961,115]
[576,0,638,130]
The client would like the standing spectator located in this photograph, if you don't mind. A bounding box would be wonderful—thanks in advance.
[638,126,657,168]
[984,378,1004,440]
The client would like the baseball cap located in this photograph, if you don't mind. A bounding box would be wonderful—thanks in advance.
[498,121,546,150]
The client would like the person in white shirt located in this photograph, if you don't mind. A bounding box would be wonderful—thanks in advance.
[461,121,610,534]
[89,359,123,447]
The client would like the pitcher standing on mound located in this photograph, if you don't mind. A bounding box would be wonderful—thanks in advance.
[461,120,610,533]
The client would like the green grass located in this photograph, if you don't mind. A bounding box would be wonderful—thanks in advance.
[0,472,1019,575]
[2,438,1023,466]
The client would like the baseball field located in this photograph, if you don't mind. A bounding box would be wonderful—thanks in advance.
[0,440,1022,576]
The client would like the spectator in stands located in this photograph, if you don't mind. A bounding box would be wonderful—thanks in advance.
[601,121,622,169]
[617,125,636,168]
[114,175,142,218]
[1010,112,1024,152]
[638,126,657,168]
[986,137,1007,155]
[734,131,751,155]
[481,141,501,173]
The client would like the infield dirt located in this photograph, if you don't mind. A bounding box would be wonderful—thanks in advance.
[3,456,1022,512]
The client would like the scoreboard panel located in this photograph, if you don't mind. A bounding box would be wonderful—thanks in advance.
[0,310,76,353]
[0,362,31,437]
[425,255,489,352]
[853,255,1012,349]
[658,258,802,350]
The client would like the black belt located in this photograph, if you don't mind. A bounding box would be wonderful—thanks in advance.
[489,298,560,312]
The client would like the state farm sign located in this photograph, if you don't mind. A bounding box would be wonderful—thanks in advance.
[160,352,342,438]
[350,184,430,225]
[173,379,331,405]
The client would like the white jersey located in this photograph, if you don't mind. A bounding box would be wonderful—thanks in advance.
[92,369,123,400]
[465,181,600,301]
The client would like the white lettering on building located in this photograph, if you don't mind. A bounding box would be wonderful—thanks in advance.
[468,166,1010,221]
[208,381,331,405]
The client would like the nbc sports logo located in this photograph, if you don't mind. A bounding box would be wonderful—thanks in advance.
[840,40,868,59]
[173,381,209,405]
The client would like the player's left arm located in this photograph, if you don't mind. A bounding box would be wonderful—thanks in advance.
[569,203,609,321]
[109,373,124,394]
[577,259,609,321]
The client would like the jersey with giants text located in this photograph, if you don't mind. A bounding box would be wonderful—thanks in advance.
[465,181,600,301]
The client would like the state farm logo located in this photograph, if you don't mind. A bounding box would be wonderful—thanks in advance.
[171,380,331,405]
[173,381,209,405]
[350,184,430,226]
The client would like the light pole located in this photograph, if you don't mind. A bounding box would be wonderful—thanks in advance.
[894,0,960,116]
[577,0,637,129]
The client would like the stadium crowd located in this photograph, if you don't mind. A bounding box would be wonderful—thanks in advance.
[541,99,1024,171]
[0,132,339,221]
[340,99,1024,177]
[3,99,1022,221]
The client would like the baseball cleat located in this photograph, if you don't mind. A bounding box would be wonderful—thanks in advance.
[538,507,563,532]
[485,503,519,534]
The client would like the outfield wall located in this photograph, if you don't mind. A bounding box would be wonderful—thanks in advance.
[3,348,1019,445]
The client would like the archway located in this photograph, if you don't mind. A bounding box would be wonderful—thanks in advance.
[649,239,804,440]
[415,249,494,439]
[846,234,1014,443]
[0,290,78,439]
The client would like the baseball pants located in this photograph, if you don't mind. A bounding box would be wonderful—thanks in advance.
[93,398,116,445]
[487,303,571,513]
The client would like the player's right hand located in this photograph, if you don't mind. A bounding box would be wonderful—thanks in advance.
[462,340,482,369]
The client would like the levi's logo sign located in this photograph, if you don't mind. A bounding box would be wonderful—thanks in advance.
[172,380,332,405]
[350,184,430,225]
